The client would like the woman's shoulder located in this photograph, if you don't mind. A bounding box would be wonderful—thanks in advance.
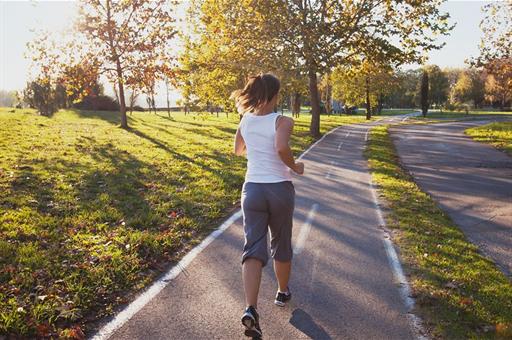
[276,115,294,129]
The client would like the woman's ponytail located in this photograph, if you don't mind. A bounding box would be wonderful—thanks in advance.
[231,73,280,114]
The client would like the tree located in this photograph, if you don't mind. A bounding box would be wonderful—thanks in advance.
[484,59,512,109]
[451,69,485,109]
[332,60,398,117]
[25,30,62,116]
[0,90,16,107]
[420,71,429,117]
[425,65,449,109]
[75,0,177,128]
[202,0,453,136]
[128,90,139,115]
[23,78,57,116]
[386,69,422,109]
[469,1,511,110]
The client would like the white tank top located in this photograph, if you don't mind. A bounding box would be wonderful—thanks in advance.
[240,112,293,183]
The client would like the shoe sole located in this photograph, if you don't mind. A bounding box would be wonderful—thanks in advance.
[242,314,262,338]
[274,299,286,307]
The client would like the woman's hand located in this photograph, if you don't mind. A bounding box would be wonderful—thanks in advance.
[292,162,304,175]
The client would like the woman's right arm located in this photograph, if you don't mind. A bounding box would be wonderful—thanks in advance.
[275,117,304,175]
[234,127,246,156]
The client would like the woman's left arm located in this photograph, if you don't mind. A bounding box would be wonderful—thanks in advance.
[234,127,246,156]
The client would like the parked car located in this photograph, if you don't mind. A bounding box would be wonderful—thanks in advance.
[343,105,358,115]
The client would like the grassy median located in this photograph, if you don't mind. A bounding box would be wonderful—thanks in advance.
[465,122,512,157]
[365,125,512,339]
[0,107,371,337]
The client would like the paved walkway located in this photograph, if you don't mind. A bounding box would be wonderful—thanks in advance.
[391,119,512,277]
[94,114,422,340]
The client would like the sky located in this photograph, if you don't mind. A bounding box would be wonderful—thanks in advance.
[0,0,494,106]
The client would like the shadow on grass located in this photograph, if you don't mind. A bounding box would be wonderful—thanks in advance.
[69,109,140,125]
[127,127,244,187]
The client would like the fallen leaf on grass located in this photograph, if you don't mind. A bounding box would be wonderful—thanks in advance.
[496,323,512,337]
[60,325,85,340]
[36,323,51,337]
[459,297,473,306]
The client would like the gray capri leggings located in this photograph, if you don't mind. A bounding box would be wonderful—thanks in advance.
[241,181,295,267]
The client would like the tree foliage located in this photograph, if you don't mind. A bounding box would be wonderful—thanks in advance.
[183,0,453,136]
[451,69,485,108]
[424,65,449,108]
[75,0,178,128]
[470,1,511,110]
[332,60,399,117]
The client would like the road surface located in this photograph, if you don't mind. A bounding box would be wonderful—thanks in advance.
[94,114,422,340]
[391,120,512,277]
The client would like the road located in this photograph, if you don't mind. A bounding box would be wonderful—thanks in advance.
[391,119,512,277]
[93,114,421,340]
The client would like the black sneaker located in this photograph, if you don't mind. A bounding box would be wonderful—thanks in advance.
[241,306,262,338]
[274,288,291,307]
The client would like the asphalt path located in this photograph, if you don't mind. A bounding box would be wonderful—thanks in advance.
[95,114,421,340]
[391,119,512,277]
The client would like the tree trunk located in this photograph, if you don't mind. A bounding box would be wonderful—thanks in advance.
[377,93,383,114]
[308,69,321,137]
[107,0,127,129]
[325,83,332,115]
[291,92,301,118]
[116,61,128,129]
[365,76,371,120]
[165,79,171,118]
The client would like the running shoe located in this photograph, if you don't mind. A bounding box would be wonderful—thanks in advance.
[274,288,291,307]
[241,305,262,338]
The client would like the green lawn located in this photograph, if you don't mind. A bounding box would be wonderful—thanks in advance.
[365,125,512,339]
[465,122,512,157]
[416,110,512,119]
[0,107,370,337]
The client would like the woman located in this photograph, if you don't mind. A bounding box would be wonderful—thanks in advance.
[232,73,304,338]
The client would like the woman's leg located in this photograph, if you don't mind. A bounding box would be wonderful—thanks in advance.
[243,258,263,307]
[267,181,295,294]
[241,183,269,308]
[273,259,291,292]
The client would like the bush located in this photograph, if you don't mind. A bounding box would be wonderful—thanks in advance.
[22,79,58,116]
[73,95,120,111]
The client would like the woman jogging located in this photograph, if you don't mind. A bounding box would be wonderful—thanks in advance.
[232,73,304,338]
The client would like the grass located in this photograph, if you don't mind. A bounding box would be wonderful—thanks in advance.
[416,110,512,119]
[465,122,512,157]
[0,107,370,337]
[365,125,512,339]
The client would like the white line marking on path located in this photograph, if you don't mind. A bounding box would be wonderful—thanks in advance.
[93,124,346,340]
[345,131,351,138]
[368,180,428,340]
[293,203,319,255]
[365,128,370,142]
[325,160,338,180]
[297,125,344,161]
[337,141,344,151]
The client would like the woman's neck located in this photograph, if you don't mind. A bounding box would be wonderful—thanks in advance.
[252,103,275,116]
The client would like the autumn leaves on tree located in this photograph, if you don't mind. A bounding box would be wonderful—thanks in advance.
[180,0,452,136]
[31,0,512,135]
[469,1,512,111]
[27,0,177,128]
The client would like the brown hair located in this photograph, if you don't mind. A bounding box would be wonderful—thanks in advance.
[231,73,280,113]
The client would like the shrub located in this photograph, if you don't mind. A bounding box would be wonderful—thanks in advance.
[73,95,120,111]
[22,79,58,116]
